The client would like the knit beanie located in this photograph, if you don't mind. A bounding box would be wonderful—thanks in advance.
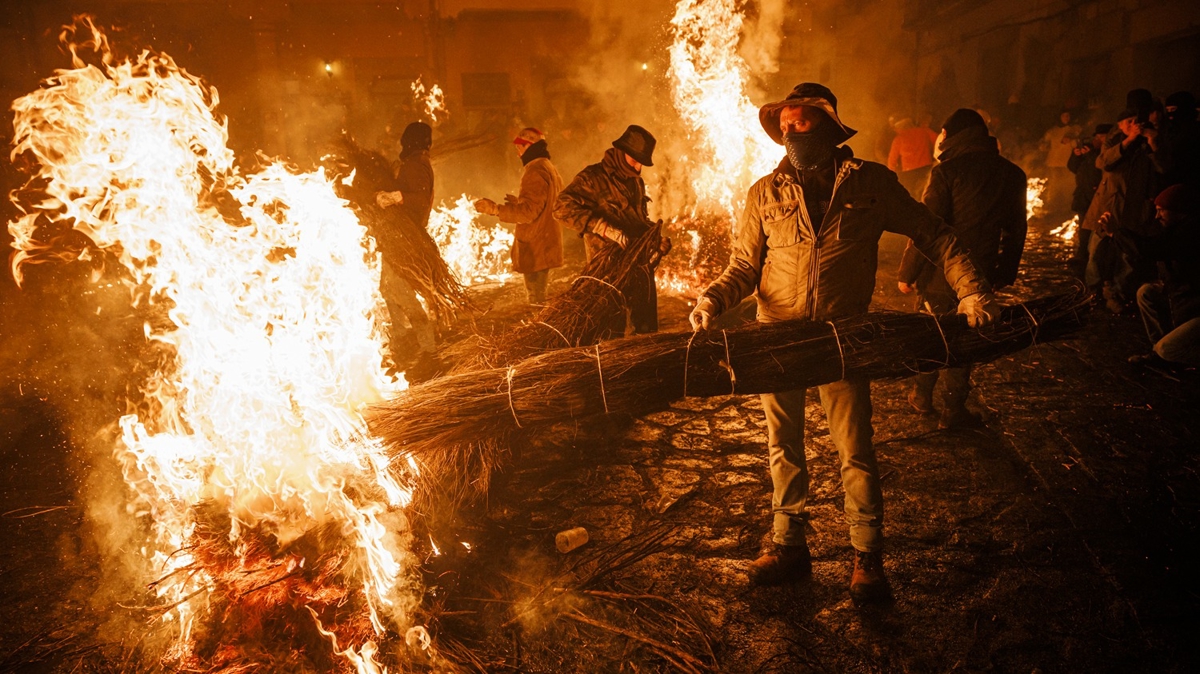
[941,108,987,139]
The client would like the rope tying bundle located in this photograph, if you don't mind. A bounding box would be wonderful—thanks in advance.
[719,329,737,394]
[505,366,523,428]
[682,330,699,398]
[1020,303,1041,344]
[924,301,953,368]
[593,343,610,413]
[827,321,846,381]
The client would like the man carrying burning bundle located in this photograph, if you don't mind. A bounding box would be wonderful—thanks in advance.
[556,124,661,333]
[375,121,440,378]
[688,83,1000,602]
[474,128,564,305]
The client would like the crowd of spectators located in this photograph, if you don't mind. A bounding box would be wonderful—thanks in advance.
[1064,88,1199,369]
[883,87,1198,371]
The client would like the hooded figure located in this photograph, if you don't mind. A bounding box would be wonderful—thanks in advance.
[689,83,995,604]
[555,124,660,333]
[394,121,435,229]
[372,121,439,378]
[474,128,564,304]
[897,108,1027,427]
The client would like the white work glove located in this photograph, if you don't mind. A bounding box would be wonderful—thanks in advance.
[958,291,1002,328]
[375,190,404,208]
[689,297,717,331]
[473,198,499,216]
[588,219,629,249]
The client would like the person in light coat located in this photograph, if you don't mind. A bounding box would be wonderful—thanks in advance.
[475,128,564,304]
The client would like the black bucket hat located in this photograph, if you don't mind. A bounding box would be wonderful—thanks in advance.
[612,125,656,166]
[758,82,857,145]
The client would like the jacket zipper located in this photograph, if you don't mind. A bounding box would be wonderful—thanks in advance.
[800,161,853,320]
[793,184,818,319]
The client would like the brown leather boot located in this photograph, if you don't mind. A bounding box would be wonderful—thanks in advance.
[849,550,890,604]
[749,543,812,586]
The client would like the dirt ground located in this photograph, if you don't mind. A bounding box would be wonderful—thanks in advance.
[2,217,1198,673]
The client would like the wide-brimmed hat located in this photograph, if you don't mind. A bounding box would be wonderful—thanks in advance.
[612,124,656,166]
[758,82,856,145]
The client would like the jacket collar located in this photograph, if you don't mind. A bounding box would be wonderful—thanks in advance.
[771,145,860,187]
[602,147,642,180]
[936,126,999,162]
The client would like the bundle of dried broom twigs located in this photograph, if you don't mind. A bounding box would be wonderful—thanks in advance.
[369,289,1089,482]
[329,137,472,330]
[450,224,670,373]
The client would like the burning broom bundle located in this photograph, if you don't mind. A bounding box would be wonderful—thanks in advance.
[370,290,1089,473]
[329,137,472,329]
[452,224,671,372]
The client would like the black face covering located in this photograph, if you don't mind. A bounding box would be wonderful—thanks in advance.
[783,129,837,172]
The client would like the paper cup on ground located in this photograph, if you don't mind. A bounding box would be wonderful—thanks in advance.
[555,526,589,553]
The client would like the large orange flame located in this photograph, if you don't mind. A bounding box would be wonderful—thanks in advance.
[7,17,418,668]
[428,194,514,285]
[668,0,779,217]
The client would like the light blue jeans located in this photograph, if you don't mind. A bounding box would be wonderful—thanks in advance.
[1137,283,1200,366]
[760,377,884,552]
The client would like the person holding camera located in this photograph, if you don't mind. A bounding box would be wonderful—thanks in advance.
[1067,124,1113,278]
[1081,108,1169,312]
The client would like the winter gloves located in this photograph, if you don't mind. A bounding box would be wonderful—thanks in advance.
[957,291,1002,328]
[689,297,717,331]
[587,219,629,249]
[375,190,404,208]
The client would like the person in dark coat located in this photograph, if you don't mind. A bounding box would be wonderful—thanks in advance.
[1067,124,1113,277]
[554,124,660,334]
[897,108,1027,427]
[391,122,436,229]
[1108,184,1200,366]
[374,121,438,378]
[1083,107,1169,312]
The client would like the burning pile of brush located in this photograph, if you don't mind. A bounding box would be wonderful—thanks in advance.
[7,18,431,671]
[656,214,734,298]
